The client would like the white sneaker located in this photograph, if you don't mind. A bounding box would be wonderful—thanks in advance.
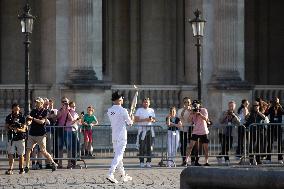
[146,162,151,168]
[121,174,132,182]
[140,162,145,168]
[107,174,119,184]
[278,160,284,164]
[225,160,230,166]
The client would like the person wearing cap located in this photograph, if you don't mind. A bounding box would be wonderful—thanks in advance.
[30,97,50,170]
[106,91,134,184]
[185,100,210,166]
[5,103,27,175]
[24,97,58,173]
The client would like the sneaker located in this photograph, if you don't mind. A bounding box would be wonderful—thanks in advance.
[121,174,132,182]
[51,162,58,172]
[146,162,151,168]
[204,163,210,166]
[278,160,284,164]
[216,157,222,164]
[5,169,13,175]
[24,167,30,173]
[107,174,119,184]
[140,162,145,168]
[19,168,25,174]
[225,160,230,166]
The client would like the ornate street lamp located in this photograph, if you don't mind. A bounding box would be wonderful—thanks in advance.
[18,3,35,115]
[189,9,206,102]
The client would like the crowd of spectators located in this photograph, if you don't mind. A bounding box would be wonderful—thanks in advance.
[4,96,99,174]
[3,95,284,175]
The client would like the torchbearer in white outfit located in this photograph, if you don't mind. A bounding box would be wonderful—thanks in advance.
[106,91,134,184]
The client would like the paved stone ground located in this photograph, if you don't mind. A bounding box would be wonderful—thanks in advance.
[1,156,283,189]
[0,159,183,189]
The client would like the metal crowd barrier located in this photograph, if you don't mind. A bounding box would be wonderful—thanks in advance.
[2,123,283,167]
[88,125,166,160]
[246,123,284,165]
[207,125,247,163]
[162,124,247,166]
[0,125,86,168]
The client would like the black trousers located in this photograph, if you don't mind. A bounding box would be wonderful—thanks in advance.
[249,126,266,163]
[236,126,245,156]
[139,130,153,163]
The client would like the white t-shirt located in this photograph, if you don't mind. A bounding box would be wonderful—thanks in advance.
[107,105,133,143]
[135,107,156,140]
[177,108,191,132]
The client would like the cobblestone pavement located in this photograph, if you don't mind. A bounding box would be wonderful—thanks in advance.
[0,159,182,189]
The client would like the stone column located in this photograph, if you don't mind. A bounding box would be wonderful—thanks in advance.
[211,0,247,88]
[206,0,252,123]
[129,0,141,84]
[67,0,102,85]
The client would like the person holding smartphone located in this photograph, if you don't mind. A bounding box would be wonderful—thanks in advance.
[134,98,156,168]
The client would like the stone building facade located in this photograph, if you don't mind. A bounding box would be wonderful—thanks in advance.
[0,0,284,123]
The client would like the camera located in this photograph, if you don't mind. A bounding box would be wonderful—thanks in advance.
[192,103,200,112]
[227,110,233,115]
[50,110,54,114]
[11,121,23,130]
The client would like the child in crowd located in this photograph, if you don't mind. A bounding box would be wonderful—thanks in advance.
[166,106,182,167]
[82,106,98,156]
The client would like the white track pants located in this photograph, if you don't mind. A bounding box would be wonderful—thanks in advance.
[167,130,180,165]
[108,139,127,176]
